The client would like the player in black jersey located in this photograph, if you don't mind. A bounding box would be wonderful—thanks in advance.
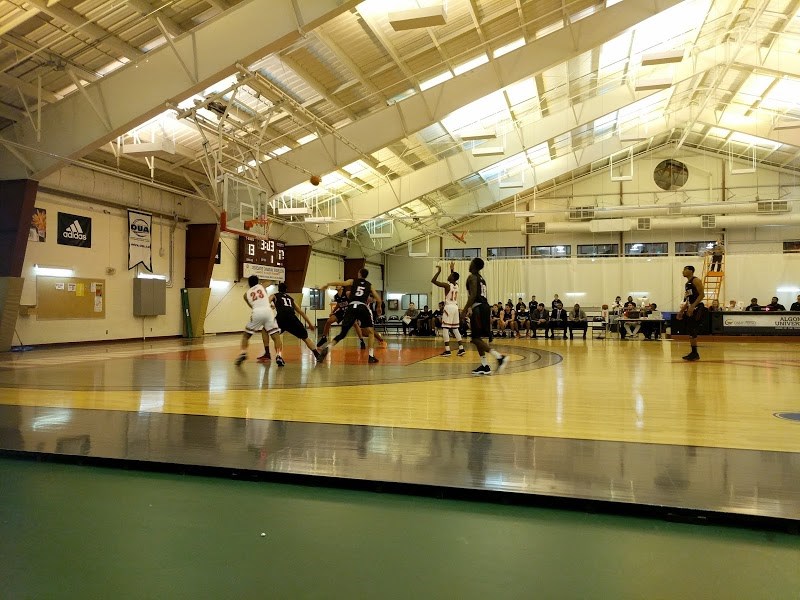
[462,258,506,375]
[318,268,382,363]
[316,286,366,349]
[269,283,323,363]
[679,265,705,361]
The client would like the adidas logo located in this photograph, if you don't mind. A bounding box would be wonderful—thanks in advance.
[62,220,87,241]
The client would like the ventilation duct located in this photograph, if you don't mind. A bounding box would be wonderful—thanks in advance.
[522,222,547,234]
[568,206,595,221]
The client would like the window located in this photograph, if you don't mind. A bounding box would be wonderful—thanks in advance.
[401,294,428,310]
[624,242,668,256]
[675,241,714,256]
[783,241,800,253]
[577,244,619,257]
[444,248,480,260]
[531,245,571,258]
[488,246,524,259]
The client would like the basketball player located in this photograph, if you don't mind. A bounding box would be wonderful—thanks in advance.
[235,275,284,366]
[318,268,382,363]
[317,286,366,349]
[462,258,506,375]
[431,263,465,357]
[269,282,323,363]
[680,265,705,361]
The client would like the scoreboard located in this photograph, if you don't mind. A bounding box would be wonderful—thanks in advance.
[238,236,286,281]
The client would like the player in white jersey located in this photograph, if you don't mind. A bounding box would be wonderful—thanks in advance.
[431,263,465,357]
[235,275,284,366]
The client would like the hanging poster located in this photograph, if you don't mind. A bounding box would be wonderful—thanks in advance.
[29,208,46,242]
[57,212,92,248]
[128,209,153,271]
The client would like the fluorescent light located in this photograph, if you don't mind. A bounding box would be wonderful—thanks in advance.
[388,5,447,31]
[635,78,672,91]
[641,50,684,66]
[420,71,453,91]
[629,291,649,296]
[277,207,311,216]
[472,146,506,157]
[210,279,230,290]
[305,216,334,223]
[34,265,73,277]
[493,38,525,58]
[565,292,586,297]
[460,130,497,141]
[777,287,800,293]
[138,273,167,280]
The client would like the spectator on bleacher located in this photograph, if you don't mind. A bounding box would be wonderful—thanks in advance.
[416,305,433,336]
[515,298,527,315]
[641,303,663,340]
[744,298,761,312]
[764,297,786,312]
[498,302,515,337]
[432,301,444,332]
[551,294,561,310]
[548,301,568,339]
[624,295,636,309]
[567,304,588,339]
[490,303,501,333]
[791,295,800,312]
[402,302,419,335]
[611,296,623,312]
[708,299,721,312]
[528,295,538,315]
[531,303,549,338]
[708,238,725,271]
[513,303,530,338]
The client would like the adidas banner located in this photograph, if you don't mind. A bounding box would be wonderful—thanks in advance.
[128,209,153,271]
[57,212,92,248]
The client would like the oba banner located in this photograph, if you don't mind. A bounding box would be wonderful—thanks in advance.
[128,209,153,271]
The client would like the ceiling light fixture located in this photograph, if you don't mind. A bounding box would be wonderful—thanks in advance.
[388,5,447,31]
[641,50,684,66]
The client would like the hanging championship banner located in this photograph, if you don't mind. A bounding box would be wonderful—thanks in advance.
[128,209,153,271]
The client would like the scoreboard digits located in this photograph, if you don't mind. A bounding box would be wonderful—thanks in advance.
[238,235,286,280]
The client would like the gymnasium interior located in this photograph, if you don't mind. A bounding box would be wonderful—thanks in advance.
[1,0,799,597]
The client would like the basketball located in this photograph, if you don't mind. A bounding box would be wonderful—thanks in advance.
[310,175,321,186]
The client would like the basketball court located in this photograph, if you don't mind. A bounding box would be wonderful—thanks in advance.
[2,333,798,522]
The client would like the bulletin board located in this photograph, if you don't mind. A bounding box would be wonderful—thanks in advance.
[35,276,106,319]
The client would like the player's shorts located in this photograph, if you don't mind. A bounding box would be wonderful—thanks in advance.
[332,308,346,322]
[442,303,460,328]
[470,304,491,338]
[277,313,308,340]
[245,307,279,336]
[339,303,373,334]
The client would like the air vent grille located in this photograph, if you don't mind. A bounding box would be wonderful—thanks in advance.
[524,222,547,234]
[637,217,651,230]
[701,215,716,229]
[568,206,595,221]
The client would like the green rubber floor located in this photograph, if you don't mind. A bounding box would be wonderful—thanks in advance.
[1,458,798,600]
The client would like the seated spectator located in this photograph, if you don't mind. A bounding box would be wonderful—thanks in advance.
[708,299,721,312]
[551,294,561,310]
[791,295,800,312]
[498,303,515,337]
[528,295,538,315]
[764,297,786,312]
[548,301,568,339]
[432,301,444,332]
[402,302,419,335]
[530,303,549,338]
[624,295,636,310]
[611,296,623,314]
[641,303,663,340]
[725,299,738,311]
[490,303,501,333]
[513,304,530,338]
[744,298,762,312]
[416,305,433,336]
[567,303,588,339]
[515,297,527,315]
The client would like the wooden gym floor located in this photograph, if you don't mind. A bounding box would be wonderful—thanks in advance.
[0,333,798,521]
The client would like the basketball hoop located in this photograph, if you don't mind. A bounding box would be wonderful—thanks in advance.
[242,216,271,239]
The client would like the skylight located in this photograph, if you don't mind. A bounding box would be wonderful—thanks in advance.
[420,71,454,92]
[454,54,489,76]
[493,38,525,59]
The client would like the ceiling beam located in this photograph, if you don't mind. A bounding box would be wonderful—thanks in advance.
[24,0,144,61]
[0,0,363,180]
